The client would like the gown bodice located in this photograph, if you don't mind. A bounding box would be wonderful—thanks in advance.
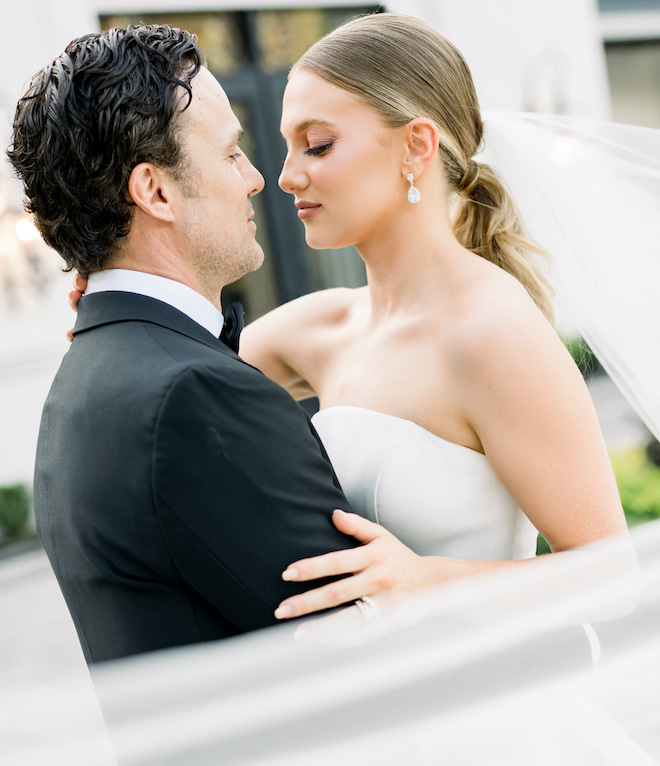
[312,406,538,561]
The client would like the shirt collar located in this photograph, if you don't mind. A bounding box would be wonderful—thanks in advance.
[85,269,224,338]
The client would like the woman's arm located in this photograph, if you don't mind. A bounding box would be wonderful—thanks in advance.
[457,288,628,551]
[240,287,352,400]
[239,297,314,400]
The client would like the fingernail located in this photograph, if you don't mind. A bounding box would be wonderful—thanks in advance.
[274,604,293,620]
[282,567,299,581]
[333,509,346,516]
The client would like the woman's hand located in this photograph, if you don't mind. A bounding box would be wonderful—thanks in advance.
[274,509,440,620]
[67,274,87,341]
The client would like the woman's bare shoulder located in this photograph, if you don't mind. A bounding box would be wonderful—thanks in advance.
[239,286,365,388]
[245,286,363,334]
[277,286,365,327]
[445,267,560,374]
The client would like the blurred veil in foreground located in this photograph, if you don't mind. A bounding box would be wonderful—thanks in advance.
[97,519,658,764]
[2,116,660,765]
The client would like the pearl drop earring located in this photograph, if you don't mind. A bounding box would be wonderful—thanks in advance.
[407,173,421,204]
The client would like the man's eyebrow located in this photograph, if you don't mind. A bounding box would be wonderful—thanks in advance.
[226,128,244,149]
[281,118,336,137]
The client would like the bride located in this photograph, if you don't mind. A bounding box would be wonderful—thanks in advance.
[235,13,632,620]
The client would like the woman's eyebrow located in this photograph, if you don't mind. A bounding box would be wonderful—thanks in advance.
[280,119,337,138]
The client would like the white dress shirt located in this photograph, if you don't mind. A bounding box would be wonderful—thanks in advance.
[85,269,224,337]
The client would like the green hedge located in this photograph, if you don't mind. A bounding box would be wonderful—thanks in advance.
[0,484,33,542]
[611,445,660,527]
[563,336,602,378]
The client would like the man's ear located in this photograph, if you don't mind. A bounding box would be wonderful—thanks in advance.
[402,118,440,179]
[127,162,176,223]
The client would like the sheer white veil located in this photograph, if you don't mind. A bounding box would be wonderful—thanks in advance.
[92,520,660,765]
[480,112,660,441]
[3,520,659,765]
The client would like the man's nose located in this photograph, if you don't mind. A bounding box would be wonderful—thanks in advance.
[244,156,265,196]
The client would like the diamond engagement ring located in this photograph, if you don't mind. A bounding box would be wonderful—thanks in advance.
[355,596,381,623]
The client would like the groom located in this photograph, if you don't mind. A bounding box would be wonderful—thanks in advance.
[7,26,360,663]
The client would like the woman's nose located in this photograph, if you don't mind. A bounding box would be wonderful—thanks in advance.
[278,152,306,195]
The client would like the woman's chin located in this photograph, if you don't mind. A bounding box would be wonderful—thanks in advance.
[304,232,351,252]
[305,238,331,252]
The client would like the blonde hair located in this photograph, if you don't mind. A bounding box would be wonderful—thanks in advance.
[293,13,554,323]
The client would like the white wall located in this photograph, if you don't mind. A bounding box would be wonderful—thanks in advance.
[0,2,98,486]
[0,274,73,487]
[1,1,97,113]
[386,0,611,117]
[0,1,99,214]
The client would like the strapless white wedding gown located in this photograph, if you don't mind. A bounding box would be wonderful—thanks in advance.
[312,405,538,561]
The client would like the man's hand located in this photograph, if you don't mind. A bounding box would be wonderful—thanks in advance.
[67,274,87,341]
[274,509,435,620]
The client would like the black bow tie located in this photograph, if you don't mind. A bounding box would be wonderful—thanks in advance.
[219,302,244,353]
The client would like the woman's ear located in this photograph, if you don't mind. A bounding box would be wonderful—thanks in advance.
[403,118,440,178]
[127,162,176,223]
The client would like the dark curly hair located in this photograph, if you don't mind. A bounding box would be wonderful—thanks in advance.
[6,25,204,277]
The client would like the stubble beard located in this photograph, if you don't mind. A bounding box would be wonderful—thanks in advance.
[176,158,264,296]
[197,239,264,291]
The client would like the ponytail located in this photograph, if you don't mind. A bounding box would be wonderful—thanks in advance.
[451,159,555,324]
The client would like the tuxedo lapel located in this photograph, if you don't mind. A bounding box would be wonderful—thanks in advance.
[73,291,234,357]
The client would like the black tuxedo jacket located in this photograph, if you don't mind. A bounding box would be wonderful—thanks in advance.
[34,291,358,663]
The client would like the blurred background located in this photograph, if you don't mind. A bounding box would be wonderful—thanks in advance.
[0,0,658,541]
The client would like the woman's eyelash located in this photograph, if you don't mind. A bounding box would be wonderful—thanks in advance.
[305,143,333,157]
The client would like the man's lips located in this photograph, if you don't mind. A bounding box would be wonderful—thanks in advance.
[295,200,321,220]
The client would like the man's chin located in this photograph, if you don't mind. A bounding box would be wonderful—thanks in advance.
[243,246,265,276]
[251,246,265,272]
[225,247,264,286]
